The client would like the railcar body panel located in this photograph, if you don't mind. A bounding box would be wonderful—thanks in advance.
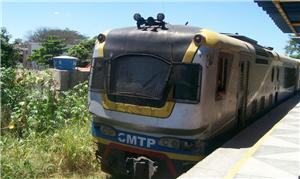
[88,23,300,177]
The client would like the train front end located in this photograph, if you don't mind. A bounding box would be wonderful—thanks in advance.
[88,14,207,178]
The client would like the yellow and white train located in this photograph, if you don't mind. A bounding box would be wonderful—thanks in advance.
[88,14,300,178]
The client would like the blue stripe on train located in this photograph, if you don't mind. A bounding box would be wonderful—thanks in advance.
[91,122,200,155]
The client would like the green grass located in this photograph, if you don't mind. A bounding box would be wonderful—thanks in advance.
[1,121,109,179]
[1,68,110,178]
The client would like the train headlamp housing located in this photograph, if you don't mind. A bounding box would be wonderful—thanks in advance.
[158,137,200,151]
[147,17,155,26]
[100,125,116,137]
[133,13,141,21]
[97,33,106,43]
[157,13,165,21]
[193,34,204,46]
[158,137,180,149]
[180,140,195,151]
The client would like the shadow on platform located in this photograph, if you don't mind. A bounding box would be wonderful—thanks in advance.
[223,94,300,149]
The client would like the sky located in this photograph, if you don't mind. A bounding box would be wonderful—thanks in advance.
[1,0,290,54]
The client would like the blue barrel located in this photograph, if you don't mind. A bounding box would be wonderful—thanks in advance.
[53,56,78,70]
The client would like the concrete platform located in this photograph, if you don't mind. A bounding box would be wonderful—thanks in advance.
[179,95,300,179]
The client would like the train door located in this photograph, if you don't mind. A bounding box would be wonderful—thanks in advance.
[237,55,250,128]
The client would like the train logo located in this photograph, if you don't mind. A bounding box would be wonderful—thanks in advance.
[117,132,156,148]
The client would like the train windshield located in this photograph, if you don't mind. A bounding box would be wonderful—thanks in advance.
[109,54,171,100]
[90,54,201,105]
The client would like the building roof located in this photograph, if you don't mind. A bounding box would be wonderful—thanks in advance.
[255,0,300,36]
[53,55,78,60]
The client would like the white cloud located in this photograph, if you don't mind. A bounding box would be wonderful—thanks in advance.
[53,11,60,15]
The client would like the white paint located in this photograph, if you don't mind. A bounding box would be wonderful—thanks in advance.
[117,132,156,148]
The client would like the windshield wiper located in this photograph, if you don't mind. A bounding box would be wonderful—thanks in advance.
[112,91,160,100]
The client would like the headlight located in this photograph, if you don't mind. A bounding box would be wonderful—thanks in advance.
[97,33,106,43]
[158,137,180,149]
[158,137,203,152]
[100,125,116,136]
[180,140,195,151]
[193,34,204,46]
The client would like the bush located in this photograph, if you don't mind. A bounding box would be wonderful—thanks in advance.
[1,123,104,178]
[1,67,17,128]
[1,68,107,178]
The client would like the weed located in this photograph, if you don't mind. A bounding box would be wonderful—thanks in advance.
[1,68,107,178]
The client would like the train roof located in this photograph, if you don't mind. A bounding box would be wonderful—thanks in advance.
[102,25,253,54]
[108,24,201,35]
[95,24,300,65]
[98,25,202,62]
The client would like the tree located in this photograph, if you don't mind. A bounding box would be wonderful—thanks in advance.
[1,27,20,68]
[285,35,300,59]
[28,36,67,65]
[67,37,96,66]
[27,27,87,45]
[13,38,23,45]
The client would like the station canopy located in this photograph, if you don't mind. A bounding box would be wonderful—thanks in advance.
[255,0,300,42]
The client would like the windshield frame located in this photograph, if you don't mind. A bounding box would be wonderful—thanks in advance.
[106,53,172,107]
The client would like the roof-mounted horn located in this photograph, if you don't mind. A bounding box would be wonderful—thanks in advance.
[133,13,168,31]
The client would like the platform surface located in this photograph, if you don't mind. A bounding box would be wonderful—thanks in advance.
[179,95,300,179]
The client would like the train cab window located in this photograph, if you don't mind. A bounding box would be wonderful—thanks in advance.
[90,58,107,92]
[216,52,233,100]
[260,96,265,111]
[271,67,274,82]
[173,63,202,103]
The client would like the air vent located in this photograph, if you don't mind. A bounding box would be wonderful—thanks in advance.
[256,58,268,64]
[221,33,258,45]
[254,46,269,57]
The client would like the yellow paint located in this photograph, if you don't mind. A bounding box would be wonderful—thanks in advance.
[99,29,210,117]
[200,29,220,47]
[96,30,110,58]
[182,37,200,63]
[182,29,217,63]
[94,30,175,117]
[97,30,175,117]
[224,119,282,179]
[102,94,175,118]
[93,136,205,161]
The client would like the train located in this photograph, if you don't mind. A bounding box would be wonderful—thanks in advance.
[88,13,300,178]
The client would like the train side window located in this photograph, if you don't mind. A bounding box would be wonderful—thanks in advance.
[216,52,232,100]
[269,94,273,106]
[284,67,296,88]
[260,96,265,111]
[251,99,257,115]
[271,67,274,82]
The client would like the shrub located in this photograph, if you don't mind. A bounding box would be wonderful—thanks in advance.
[1,68,106,178]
